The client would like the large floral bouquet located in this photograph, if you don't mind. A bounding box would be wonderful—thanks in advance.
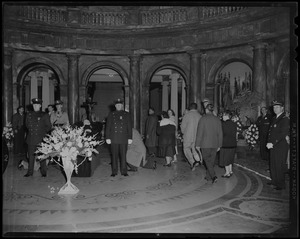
[35,125,102,173]
[2,122,14,142]
[244,123,259,150]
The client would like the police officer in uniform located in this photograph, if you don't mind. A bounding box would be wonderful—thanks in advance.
[266,100,289,190]
[105,99,133,177]
[256,106,272,161]
[24,98,52,177]
[50,100,69,127]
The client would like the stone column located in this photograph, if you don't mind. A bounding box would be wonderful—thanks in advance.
[181,79,186,116]
[200,53,207,101]
[49,71,55,104]
[3,48,13,125]
[129,55,141,130]
[252,42,267,102]
[170,73,179,126]
[266,43,275,105]
[161,77,169,111]
[284,71,290,112]
[41,71,50,110]
[67,54,80,125]
[189,51,201,110]
[189,52,206,109]
[28,71,38,100]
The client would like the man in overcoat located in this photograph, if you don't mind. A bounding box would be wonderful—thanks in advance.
[256,106,272,161]
[266,100,290,190]
[144,107,158,157]
[24,98,52,177]
[181,102,202,171]
[195,104,223,184]
[105,99,133,177]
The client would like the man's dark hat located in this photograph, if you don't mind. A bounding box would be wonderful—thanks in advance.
[115,99,124,105]
[32,98,43,104]
[272,100,283,106]
[55,100,63,105]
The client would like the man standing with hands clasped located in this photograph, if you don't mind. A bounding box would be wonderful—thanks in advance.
[24,98,52,177]
[105,99,133,177]
[266,100,289,190]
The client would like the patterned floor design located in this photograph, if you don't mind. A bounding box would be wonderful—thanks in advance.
[2,145,292,236]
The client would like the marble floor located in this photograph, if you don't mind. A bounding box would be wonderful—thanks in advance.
[2,145,294,237]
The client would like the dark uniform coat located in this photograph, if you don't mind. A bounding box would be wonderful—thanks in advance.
[105,110,132,144]
[26,111,52,145]
[256,113,272,160]
[267,113,289,189]
[25,111,52,175]
[105,110,132,175]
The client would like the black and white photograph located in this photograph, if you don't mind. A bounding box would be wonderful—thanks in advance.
[2,2,298,237]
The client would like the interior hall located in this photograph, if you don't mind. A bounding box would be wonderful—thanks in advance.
[2,3,298,237]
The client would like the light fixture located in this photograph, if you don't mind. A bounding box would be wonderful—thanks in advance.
[109,73,114,77]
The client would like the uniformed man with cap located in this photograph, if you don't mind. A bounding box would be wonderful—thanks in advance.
[24,98,52,177]
[105,99,133,177]
[256,104,272,161]
[50,100,69,127]
[266,100,289,190]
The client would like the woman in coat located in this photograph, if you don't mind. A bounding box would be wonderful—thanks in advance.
[157,111,176,166]
[219,110,237,177]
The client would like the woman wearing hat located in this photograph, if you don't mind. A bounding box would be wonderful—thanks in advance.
[51,100,69,127]
[266,100,289,190]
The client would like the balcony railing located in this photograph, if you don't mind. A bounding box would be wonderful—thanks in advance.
[18,6,67,24]
[13,6,247,27]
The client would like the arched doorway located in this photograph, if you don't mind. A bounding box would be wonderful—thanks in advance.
[18,65,60,112]
[83,68,125,122]
[149,68,187,126]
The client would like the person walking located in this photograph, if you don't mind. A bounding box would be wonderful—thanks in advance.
[181,102,202,171]
[195,103,223,184]
[157,111,176,167]
[256,106,272,161]
[12,106,26,155]
[144,107,158,157]
[266,100,290,190]
[219,110,237,178]
[105,99,133,177]
[167,109,178,162]
[24,98,52,177]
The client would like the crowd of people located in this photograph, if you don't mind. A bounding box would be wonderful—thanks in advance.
[6,97,290,190]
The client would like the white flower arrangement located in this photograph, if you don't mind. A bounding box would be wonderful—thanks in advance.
[35,125,103,173]
[2,122,14,142]
[244,123,259,150]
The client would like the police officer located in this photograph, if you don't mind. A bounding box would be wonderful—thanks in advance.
[105,99,132,177]
[50,100,69,127]
[256,106,272,161]
[266,100,289,190]
[24,98,52,177]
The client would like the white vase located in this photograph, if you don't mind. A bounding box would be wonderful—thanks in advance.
[58,156,79,195]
